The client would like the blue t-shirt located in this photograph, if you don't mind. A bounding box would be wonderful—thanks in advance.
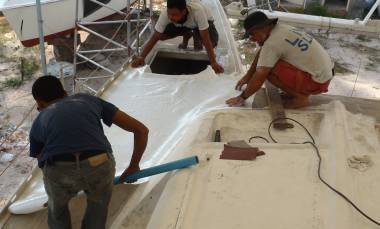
[29,93,119,166]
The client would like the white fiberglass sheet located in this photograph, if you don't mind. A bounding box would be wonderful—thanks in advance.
[102,66,239,173]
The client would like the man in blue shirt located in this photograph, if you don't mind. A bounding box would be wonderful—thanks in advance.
[29,75,149,229]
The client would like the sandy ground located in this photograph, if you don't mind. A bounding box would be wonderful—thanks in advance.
[0,17,54,131]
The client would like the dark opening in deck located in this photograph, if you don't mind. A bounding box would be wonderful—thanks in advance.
[150,51,210,75]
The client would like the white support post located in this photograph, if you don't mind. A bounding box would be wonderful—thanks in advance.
[127,0,131,56]
[36,0,47,75]
[247,0,256,7]
[136,0,141,55]
[73,0,80,93]
[267,0,272,11]
[362,0,380,25]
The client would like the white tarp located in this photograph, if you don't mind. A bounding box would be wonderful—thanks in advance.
[8,66,244,214]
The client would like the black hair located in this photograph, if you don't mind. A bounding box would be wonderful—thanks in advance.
[167,0,186,10]
[32,75,66,102]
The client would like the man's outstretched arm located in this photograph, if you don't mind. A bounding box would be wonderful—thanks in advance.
[226,67,272,106]
[112,110,149,182]
[199,29,224,74]
[131,31,162,68]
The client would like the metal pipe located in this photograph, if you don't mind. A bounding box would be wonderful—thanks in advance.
[247,0,256,7]
[73,0,80,93]
[127,0,131,56]
[81,84,98,94]
[225,2,380,34]
[76,53,115,74]
[362,0,380,25]
[79,19,148,25]
[35,0,47,75]
[78,48,127,54]
[149,0,153,30]
[136,0,141,55]
[77,24,128,49]
[249,9,380,34]
[131,19,151,48]
[267,0,272,12]
[76,75,113,80]
[89,0,127,16]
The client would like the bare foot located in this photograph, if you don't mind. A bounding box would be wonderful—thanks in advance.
[284,96,310,109]
[280,92,295,100]
[194,44,203,51]
[193,39,203,51]
[178,43,188,49]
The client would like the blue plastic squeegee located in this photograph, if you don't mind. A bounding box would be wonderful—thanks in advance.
[114,155,199,184]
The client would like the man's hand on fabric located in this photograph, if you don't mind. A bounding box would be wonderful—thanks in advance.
[119,164,141,183]
[131,56,145,68]
[211,62,224,74]
[226,96,245,107]
[235,73,251,90]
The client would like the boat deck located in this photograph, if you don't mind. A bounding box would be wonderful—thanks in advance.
[3,97,380,229]
[1,0,380,227]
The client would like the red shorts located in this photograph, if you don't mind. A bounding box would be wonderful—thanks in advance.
[272,60,331,95]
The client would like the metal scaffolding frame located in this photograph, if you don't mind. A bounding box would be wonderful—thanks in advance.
[72,0,153,93]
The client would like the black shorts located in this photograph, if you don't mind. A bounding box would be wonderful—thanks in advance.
[163,21,219,46]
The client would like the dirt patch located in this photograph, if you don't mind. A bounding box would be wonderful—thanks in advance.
[0,17,53,136]
[334,62,354,74]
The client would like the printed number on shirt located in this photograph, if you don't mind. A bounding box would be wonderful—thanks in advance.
[284,28,313,52]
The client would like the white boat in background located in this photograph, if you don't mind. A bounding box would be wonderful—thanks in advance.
[0,0,133,47]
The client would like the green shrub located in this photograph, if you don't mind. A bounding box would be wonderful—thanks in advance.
[2,78,24,88]
[0,58,39,90]
[305,3,347,18]
[356,34,371,42]
[19,57,39,79]
[305,4,329,17]
[152,10,161,20]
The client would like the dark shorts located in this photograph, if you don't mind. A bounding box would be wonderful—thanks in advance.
[272,60,331,95]
[163,21,219,46]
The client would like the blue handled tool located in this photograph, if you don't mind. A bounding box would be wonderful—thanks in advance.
[114,155,199,184]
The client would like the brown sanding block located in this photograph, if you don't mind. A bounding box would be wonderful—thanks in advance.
[220,144,265,161]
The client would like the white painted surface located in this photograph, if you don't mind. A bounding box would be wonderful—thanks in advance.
[225,3,380,34]
[125,102,380,229]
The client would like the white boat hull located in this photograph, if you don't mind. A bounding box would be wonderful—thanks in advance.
[1,0,130,47]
